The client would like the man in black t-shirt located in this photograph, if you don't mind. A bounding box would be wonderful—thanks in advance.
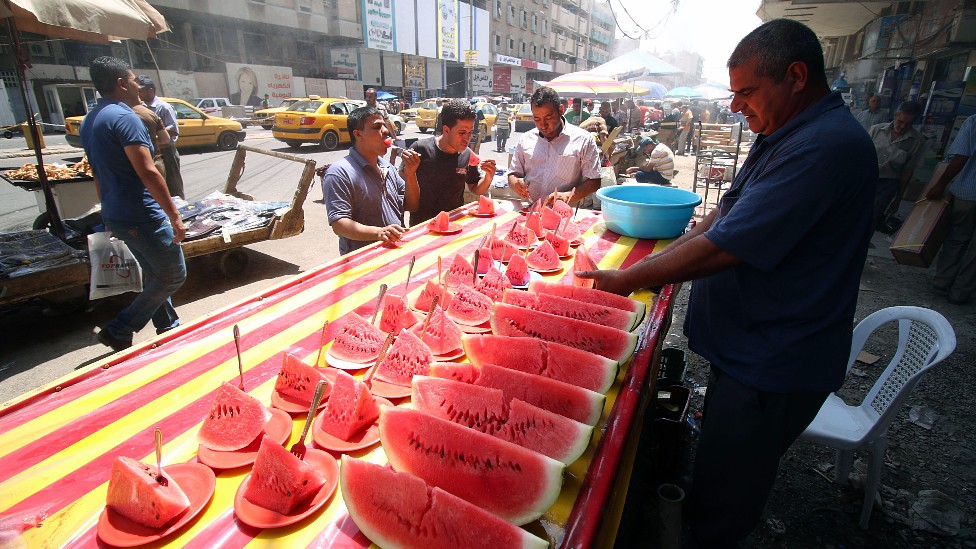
[401,99,496,225]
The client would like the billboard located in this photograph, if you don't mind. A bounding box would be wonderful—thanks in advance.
[225,63,293,106]
[363,0,395,51]
[438,0,458,61]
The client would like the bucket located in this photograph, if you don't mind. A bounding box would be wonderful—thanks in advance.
[596,185,701,239]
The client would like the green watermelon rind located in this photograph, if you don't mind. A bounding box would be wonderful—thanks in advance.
[378,407,565,526]
[339,456,548,549]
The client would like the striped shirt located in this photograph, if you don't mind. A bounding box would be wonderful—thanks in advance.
[647,143,675,180]
[510,117,602,202]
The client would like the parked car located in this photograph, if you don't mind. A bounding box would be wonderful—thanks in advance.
[389,113,405,134]
[65,97,246,151]
[415,98,447,133]
[514,103,535,133]
[472,101,497,142]
[272,96,367,150]
[253,98,303,130]
[399,105,419,121]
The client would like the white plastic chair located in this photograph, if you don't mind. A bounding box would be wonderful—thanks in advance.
[799,306,956,529]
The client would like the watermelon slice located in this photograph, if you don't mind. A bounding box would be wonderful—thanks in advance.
[572,245,598,288]
[378,407,565,525]
[529,280,646,321]
[379,293,420,334]
[340,456,548,549]
[476,247,493,274]
[243,436,326,515]
[526,241,561,272]
[501,288,639,331]
[491,302,638,363]
[275,352,330,404]
[106,456,191,529]
[414,279,452,312]
[524,212,544,238]
[445,254,475,289]
[198,382,272,452]
[545,230,570,257]
[477,195,496,215]
[558,219,582,242]
[428,211,451,232]
[541,206,562,230]
[462,334,618,393]
[551,199,573,219]
[374,328,433,386]
[331,313,387,363]
[490,238,517,262]
[409,305,463,356]
[429,362,605,425]
[505,254,530,287]
[505,222,537,249]
[475,266,512,302]
[319,370,380,441]
[412,376,593,464]
[446,283,493,326]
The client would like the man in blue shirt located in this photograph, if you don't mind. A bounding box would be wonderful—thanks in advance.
[81,57,187,351]
[579,20,877,544]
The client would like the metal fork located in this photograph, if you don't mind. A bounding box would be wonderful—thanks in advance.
[290,380,328,459]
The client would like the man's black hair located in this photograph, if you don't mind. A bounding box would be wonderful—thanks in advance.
[135,75,155,89]
[347,105,381,146]
[896,100,923,118]
[440,99,476,130]
[728,19,827,86]
[90,56,131,96]
[531,86,561,112]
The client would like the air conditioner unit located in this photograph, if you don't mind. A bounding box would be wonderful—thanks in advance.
[141,50,153,63]
[28,42,51,57]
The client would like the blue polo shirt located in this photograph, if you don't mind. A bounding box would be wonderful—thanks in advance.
[946,114,976,200]
[684,91,878,393]
[80,98,163,223]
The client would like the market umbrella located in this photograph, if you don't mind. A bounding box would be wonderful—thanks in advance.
[664,86,704,99]
[693,83,733,101]
[0,0,169,240]
[543,71,648,99]
[376,90,396,100]
[633,81,668,99]
[590,49,683,80]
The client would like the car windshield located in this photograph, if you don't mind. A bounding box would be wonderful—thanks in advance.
[287,100,325,113]
[519,104,532,113]
[278,99,299,108]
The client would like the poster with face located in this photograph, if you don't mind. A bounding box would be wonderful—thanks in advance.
[225,63,293,107]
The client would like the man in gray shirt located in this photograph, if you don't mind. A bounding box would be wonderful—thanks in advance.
[137,76,184,198]
[323,106,420,254]
[855,94,887,131]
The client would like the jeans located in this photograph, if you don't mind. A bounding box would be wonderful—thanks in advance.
[933,195,976,301]
[635,169,669,185]
[103,218,186,338]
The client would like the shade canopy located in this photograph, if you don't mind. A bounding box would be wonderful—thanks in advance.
[693,83,733,101]
[0,0,168,42]
[590,49,683,80]
[633,81,668,99]
[540,71,649,99]
[664,86,704,99]
[376,90,397,100]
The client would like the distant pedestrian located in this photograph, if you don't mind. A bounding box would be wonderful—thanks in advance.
[260,94,270,109]
[869,100,925,231]
[495,100,512,152]
[136,75,184,198]
[856,94,887,131]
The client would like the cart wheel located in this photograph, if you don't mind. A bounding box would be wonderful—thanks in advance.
[3,131,12,139]
[32,212,51,230]
[218,249,249,277]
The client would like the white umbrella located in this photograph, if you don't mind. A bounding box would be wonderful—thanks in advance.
[693,83,733,101]
[590,50,683,80]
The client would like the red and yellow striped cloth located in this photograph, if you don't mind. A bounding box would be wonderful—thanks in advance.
[0,201,672,548]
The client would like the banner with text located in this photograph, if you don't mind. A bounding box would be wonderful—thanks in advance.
[492,65,511,94]
[329,49,361,81]
[437,0,458,61]
[471,66,491,94]
[363,0,395,51]
[225,63,292,106]
[404,55,426,88]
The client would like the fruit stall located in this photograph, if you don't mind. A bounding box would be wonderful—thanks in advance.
[0,200,676,548]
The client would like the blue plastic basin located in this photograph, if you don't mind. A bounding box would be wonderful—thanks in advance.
[596,185,702,239]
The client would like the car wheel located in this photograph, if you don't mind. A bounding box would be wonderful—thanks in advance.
[261,124,272,130]
[419,127,428,134]
[217,131,239,150]
[285,141,303,150]
[395,121,403,134]
[320,130,340,151]
[3,131,12,139]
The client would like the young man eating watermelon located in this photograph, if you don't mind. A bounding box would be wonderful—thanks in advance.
[577,20,878,545]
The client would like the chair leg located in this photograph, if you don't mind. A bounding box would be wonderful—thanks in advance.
[834,449,854,483]
[860,437,887,529]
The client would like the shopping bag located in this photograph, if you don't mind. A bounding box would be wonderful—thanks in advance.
[88,231,143,300]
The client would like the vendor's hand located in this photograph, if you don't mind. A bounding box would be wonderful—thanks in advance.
[575,268,635,297]
[480,159,496,175]
[511,177,530,198]
[170,216,186,244]
[376,224,406,243]
[925,183,947,202]
[400,150,420,174]
[546,189,575,207]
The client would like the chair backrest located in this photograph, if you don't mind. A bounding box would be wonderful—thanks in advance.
[853,306,955,439]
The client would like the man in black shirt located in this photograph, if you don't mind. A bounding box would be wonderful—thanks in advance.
[401,99,496,225]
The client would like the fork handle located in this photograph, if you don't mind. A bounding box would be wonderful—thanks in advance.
[299,380,328,441]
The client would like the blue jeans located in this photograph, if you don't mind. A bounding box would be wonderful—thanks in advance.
[103,218,186,338]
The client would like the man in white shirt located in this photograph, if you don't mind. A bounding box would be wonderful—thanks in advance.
[136,76,184,198]
[624,135,675,185]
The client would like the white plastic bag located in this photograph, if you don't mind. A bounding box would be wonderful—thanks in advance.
[88,231,143,300]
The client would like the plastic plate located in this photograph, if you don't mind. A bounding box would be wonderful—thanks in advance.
[427,222,462,235]
[197,408,292,469]
[233,449,339,528]
[312,397,394,453]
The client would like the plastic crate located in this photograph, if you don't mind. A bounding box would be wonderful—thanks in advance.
[658,347,687,387]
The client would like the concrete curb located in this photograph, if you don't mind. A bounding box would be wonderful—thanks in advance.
[0,147,79,160]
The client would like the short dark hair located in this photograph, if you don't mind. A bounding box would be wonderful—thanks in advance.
[90,56,131,95]
[896,100,923,118]
[135,75,155,89]
[440,99,475,130]
[531,86,561,112]
[347,106,380,146]
[728,19,826,86]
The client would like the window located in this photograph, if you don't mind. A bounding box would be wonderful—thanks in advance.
[170,102,204,120]
[507,4,515,25]
[532,44,537,59]
[494,0,501,19]
[542,46,547,59]
[494,33,501,49]
[243,32,270,60]
[520,9,527,29]
[521,40,526,55]
[508,37,514,53]
[322,0,336,7]
[542,19,548,36]
[531,13,537,33]
[297,40,315,61]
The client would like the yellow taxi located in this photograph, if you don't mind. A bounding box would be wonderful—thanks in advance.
[472,101,497,142]
[514,103,535,133]
[415,98,447,133]
[64,97,246,151]
[253,98,303,130]
[272,96,367,150]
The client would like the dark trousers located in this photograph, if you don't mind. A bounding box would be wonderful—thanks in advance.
[872,177,900,230]
[635,169,670,185]
[161,146,184,198]
[690,366,828,546]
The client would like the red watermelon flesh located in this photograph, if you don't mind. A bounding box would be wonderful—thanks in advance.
[243,436,326,515]
[331,313,387,363]
[446,283,493,326]
[429,362,605,425]
[505,222,537,249]
[526,241,561,271]
[524,212,544,238]
[475,266,512,302]
[340,456,548,549]
[541,206,562,230]
[378,407,565,525]
[461,334,618,393]
[505,254,530,287]
[476,247,492,274]
[558,219,582,242]
[414,280,452,312]
[374,329,433,386]
[501,288,638,331]
[106,456,191,529]
[275,352,330,403]
[198,382,272,451]
[410,305,463,356]
[544,230,570,257]
[572,245,598,289]
[319,370,380,441]
[490,238,517,261]
[379,293,420,334]
[551,199,573,219]
[445,254,475,289]
[429,211,451,232]
[477,195,495,215]
[412,376,593,464]
[529,280,646,321]
[491,302,638,363]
